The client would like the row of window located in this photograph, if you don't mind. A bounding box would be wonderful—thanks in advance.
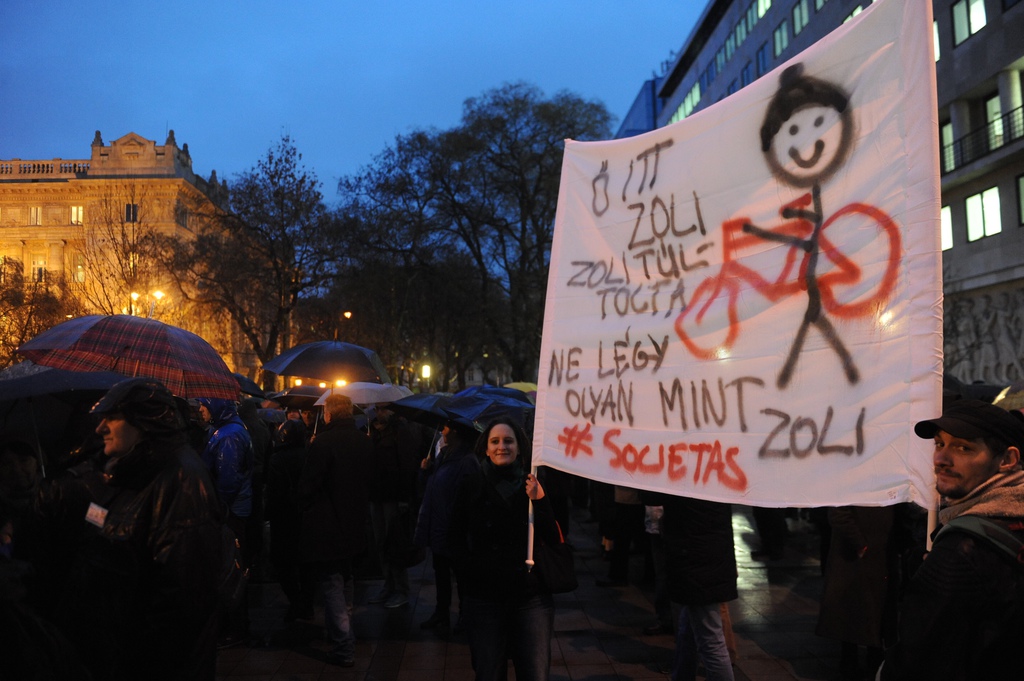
[0,203,141,226]
[936,0,1024,61]
[939,176,1024,250]
[672,0,858,123]
[0,252,86,284]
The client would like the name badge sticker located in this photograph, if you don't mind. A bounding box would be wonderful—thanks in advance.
[85,502,108,528]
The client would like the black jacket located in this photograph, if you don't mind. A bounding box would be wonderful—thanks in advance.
[297,417,373,564]
[881,516,1024,680]
[659,495,738,606]
[449,460,561,602]
[33,437,223,681]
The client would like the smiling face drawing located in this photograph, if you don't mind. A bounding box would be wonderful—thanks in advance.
[760,64,854,188]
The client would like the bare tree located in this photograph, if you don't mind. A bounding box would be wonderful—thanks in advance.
[0,257,87,368]
[156,136,341,381]
[339,82,614,381]
[78,181,162,315]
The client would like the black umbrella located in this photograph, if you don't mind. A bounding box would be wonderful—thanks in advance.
[443,385,535,433]
[0,362,125,478]
[265,384,328,409]
[263,341,390,384]
[390,392,453,428]
[0,362,126,400]
[233,372,264,398]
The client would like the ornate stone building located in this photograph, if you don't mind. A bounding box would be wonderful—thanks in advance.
[0,131,237,367]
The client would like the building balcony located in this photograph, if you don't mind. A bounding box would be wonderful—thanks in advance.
[0,160,91,178]
[941,105,1024,175]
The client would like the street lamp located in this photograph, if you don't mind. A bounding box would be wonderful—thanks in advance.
[148,290,165,318]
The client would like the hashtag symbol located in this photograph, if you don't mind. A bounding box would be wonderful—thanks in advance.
[558,423,594,458]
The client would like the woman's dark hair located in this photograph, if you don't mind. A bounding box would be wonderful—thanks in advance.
[474,416,532,466]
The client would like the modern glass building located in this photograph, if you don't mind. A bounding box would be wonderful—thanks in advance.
[618,0,1024,386]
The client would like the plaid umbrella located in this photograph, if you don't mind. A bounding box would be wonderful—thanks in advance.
[263,340,390,384]
[16,314,238,399]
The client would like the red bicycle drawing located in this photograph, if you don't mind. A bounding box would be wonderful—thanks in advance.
[674,64,902,388]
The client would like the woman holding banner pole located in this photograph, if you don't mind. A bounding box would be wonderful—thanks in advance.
[450,417,560,681]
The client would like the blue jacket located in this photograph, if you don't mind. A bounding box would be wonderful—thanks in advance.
[413,442,478,556]
[197,398,254,518]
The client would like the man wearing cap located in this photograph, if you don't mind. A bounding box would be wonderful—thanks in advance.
[881,399,1024,679]
[34,378,224,681]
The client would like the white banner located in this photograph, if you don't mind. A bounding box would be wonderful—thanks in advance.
[534,0,942,508]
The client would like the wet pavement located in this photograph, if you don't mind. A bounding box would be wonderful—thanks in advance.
[218,507,848,680]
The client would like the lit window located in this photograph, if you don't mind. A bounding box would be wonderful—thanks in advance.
[986,95,1003,150]
[933,20,940,62]
[816,0,828,9]
[73,253,86,283]
[71,205,84,225]
[965,187,1001,241]
[30,206,41,225]
[671,82,703,123]
[726,34,735,60]
[774,20,790,57]
[793,0,810,35]
[756,42,771,76]
[940,205,953,251]
[758,0,773,19]
[31,254,46,282]
[941,122,955,172]
[952,0,986,46]
[735,18,747,47]
[125,203,139,223]
[845,6,863,23]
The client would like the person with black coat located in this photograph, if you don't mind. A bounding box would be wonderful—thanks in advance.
[658,493,737,681]
[30,378,224,681]
[296,393,372,667]
[449,417,561,681]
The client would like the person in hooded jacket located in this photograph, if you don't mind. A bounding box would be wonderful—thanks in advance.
[29,378,224,681]
[196,396,254,647]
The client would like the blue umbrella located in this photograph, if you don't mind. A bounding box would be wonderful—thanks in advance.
[389,392,453,428]
[443,385,534,432]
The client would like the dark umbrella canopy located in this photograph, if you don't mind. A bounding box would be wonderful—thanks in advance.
[443,385,534,432]
[0,362,126,479]
[265,384,327,409]
[0,361,125,400]
[16,314,238,399]
[390,392,453,428]
[233,372,264,398]
[263,341,390,384]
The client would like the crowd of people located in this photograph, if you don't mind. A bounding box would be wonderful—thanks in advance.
[2,375,1023,681]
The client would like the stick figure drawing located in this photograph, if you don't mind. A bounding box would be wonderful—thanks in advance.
[674,64,901,389]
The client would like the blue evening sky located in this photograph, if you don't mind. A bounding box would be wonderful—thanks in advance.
[0,0,700,199]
